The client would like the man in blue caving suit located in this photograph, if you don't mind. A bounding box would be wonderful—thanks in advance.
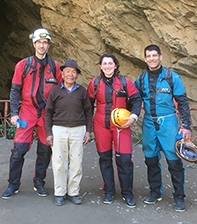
[134,44,191,212]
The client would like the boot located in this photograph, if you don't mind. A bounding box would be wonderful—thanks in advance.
[33,180,47,197]
[174,197,186,212]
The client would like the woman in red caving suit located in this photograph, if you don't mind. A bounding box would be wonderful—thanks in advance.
[87,53,142,208]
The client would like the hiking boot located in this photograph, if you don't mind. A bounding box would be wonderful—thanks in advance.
[174,199,186,212]
[55,196,65,206]
[103,194,114,204]
[122,197,136,208]
[143,193,162,204]
[2,187,19,200]
[67,195,82,205]
[34,181,47,197]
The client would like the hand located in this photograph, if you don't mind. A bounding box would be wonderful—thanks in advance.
[179,128,191,140]
[11,115,19,126]
[46,135,53,146]
[120,116,136,129]
[83,132,90,145]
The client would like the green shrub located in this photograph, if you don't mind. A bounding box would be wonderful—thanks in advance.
[132,130,142,145]
[6,121,16,139]
[0,123,3,137]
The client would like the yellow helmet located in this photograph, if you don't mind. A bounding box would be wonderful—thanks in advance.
[176,139,197,163]
[111,108,130,127]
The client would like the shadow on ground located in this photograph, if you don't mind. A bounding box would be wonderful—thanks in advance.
[0,138,197,224]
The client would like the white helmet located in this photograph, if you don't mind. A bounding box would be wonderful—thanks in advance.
[29,28,51,43]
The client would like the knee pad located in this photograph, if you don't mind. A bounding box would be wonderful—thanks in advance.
[145,156,159,167]
[167,159,183,171]
[11,143,29,161]
[116,153,133,167]
[11,150,25,161]
[98,150,112,160]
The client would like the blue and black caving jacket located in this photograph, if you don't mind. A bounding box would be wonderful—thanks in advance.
[134,66,191,130]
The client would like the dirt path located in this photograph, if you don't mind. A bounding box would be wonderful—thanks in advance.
[0,138,197,224]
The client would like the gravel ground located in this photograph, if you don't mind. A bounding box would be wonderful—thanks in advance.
[0,138,197,224]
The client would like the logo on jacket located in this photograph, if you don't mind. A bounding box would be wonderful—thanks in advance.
[157,87,171,94]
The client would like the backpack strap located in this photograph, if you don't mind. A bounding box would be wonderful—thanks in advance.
[164,68,172,89]
[118,74,133,110]
[118,74,127,94]
[164,69,178,111]
[22,56,33,80]
[48,58,56,79]
[139,70,146,91]
[93,76,101,96]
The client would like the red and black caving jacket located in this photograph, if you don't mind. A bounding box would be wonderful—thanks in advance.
[87,74,142,129]
[10,55,62,118]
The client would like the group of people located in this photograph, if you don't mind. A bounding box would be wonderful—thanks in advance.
[1,28,191,213]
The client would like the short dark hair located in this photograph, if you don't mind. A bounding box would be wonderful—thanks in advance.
[144,44,161,57]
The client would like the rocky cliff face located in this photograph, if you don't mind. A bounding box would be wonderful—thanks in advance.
[1,0,197,131]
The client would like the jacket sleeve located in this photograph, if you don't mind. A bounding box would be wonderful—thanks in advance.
[126,78,142,116]
[127,92,142,116]
[172,72,191,130]
[10,59,27,116]
[174,94,191,130]
[10,83,22,116]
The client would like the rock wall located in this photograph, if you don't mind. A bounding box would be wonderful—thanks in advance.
[1,0,197,133]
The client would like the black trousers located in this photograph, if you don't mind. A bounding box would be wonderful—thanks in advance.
[98,150,134,198]
[8,140,51,189]
[145,156,185,199]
